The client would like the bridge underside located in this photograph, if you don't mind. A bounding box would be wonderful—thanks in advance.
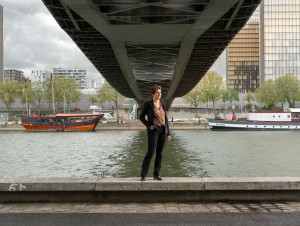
[43,0,261,107]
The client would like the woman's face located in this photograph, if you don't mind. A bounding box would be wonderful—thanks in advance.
[152,89,162,101]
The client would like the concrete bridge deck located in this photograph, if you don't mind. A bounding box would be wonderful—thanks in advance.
[1,177,300,203]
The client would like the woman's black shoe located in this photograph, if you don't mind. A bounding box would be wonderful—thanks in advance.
[153,176,162,181]
[140,177,145,181]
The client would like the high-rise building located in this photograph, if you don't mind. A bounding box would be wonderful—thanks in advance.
[90,78,104,89]
[261,0,300,81]
[227,8,260,93]
[0,5,3,82]
[31,70,51,84]
[226,0,300,93]
[4,69,25,83]
[53,68,90,89]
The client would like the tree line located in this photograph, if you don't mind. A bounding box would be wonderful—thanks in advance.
[0,77,126,122]
[0,76,83,120]
[184,72,300,113]
[2,72,298,121]
[255,74,300,109]
[183,71,240,114]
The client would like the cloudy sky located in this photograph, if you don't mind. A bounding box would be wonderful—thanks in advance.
[1,0,101,80]
[1,0,226,80]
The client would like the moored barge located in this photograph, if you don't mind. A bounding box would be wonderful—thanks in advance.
[207,109,300,131]
[20,113,104,132]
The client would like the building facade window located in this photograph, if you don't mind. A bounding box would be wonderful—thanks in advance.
[52,68,90,89]
[264,0,300,81]
[227,8,260,93]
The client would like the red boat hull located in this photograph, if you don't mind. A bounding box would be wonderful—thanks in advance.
[20,114,103,132]
[21,123,97,131]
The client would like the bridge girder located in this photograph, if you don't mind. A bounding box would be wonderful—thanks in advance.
[42,0,261,107]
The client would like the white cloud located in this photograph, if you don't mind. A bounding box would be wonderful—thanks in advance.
[1,0,101,80]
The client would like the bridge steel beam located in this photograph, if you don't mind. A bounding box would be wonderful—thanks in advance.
[42,0,261,107]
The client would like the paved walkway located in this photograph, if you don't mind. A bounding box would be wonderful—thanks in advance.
[1,202,300,213]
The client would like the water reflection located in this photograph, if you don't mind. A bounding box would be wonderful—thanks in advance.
[112,130,210,178]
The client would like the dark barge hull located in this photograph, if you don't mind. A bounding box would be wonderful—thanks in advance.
[20,114,104,132]
[207,118,300,131]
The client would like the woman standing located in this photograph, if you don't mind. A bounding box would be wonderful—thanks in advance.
[139,85,171,181]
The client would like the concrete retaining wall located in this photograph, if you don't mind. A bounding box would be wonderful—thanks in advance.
[97,121,208,130]
[1,177,300,203]
[0,121,209,131]
[0,123,24,131]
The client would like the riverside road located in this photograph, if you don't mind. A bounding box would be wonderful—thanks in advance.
[1,212,300,226]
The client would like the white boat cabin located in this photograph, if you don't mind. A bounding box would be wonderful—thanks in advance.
[248,108,300,122]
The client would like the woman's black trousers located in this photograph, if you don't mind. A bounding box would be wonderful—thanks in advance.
[141,126,167,178]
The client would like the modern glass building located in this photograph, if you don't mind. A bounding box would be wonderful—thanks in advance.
[0,5,3,82]
[262,0,300,81]
[53,68,90,89]
[226,0,300,93]
[227,8,260,93]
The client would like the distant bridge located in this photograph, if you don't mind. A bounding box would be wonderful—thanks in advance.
[43,0,261,107]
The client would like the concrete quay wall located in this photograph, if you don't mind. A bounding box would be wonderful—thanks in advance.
[0,121,209,131]
[96,121,208,130]
[1,177,300,203]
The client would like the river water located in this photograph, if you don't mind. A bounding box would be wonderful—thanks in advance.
[0,130,299,178]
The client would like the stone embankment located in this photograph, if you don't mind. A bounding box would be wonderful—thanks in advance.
[0,120,209,131]
[97,120,208,130]
[1,177,300,203]
[0,122,24,131]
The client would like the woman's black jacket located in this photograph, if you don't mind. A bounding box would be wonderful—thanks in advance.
[139,100,170,136]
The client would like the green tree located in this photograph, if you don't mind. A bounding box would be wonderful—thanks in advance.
[222,89,230,113]
[244,91,255,110]
[255,79,278,110]
[275,73,300,108]
[244,91,255,103]
[227,88,239,107]
[44,76,82,113]
[89,95,99,105]
[64,77,83,113]
[222,90,230,104]
[183,82,202,110]
[98,81,125,122]
[44,78,53,112]
[200,71,225,114]
[0,78,23,121]
[21,81,35,115]
[32,81,45,115]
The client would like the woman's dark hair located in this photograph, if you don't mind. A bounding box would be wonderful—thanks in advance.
[150,85,162,95]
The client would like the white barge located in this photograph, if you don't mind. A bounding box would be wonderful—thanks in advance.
[207,109,300,131]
